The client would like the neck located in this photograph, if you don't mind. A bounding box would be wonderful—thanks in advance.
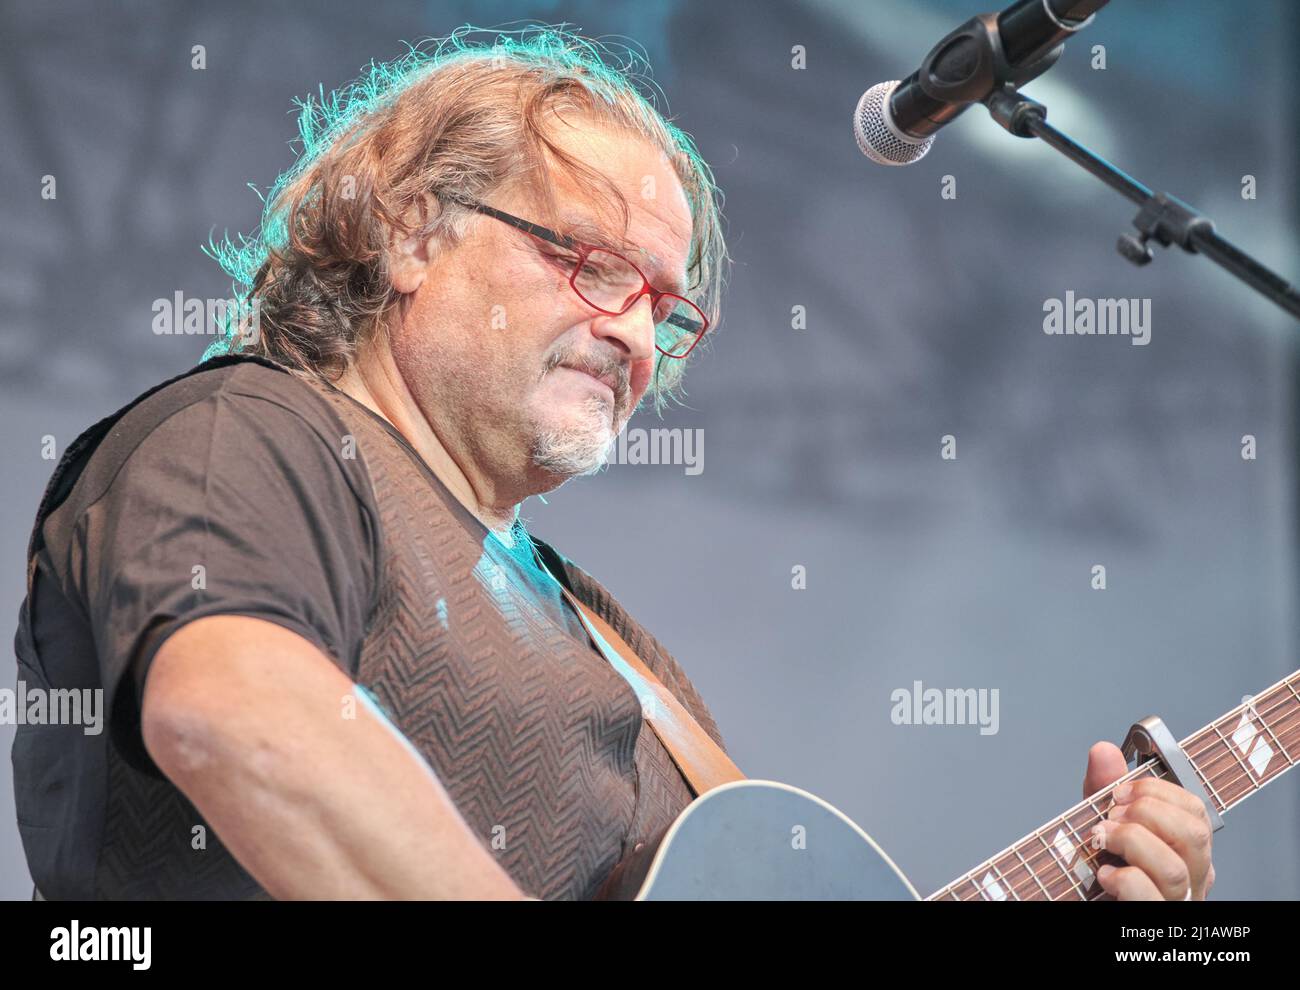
[928,668,1300,901]
[333,343,522,536]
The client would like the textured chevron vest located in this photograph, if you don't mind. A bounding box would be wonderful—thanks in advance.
[304,378,730,900]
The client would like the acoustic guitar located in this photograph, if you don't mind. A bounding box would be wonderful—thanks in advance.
[597,669,1300,900]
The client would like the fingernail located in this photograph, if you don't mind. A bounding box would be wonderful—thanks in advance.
[1097,864,1116,882]
[1113,782,1132,802]
[1109,804,1127,821]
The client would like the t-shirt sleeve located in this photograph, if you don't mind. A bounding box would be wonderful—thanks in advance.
[71,386,379,777]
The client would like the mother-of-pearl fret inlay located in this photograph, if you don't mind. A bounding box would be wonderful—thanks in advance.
[980,871,1007,901]
[1231,712,1273,778]
[1050,827,1095,887]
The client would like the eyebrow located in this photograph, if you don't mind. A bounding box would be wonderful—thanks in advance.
[560,214,691,297]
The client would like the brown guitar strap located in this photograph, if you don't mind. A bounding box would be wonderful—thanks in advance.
[554,582,746,798]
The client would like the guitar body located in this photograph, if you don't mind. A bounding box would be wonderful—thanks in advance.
[600,780,921,900]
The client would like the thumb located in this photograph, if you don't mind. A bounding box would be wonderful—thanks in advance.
[1083,740,1129,799]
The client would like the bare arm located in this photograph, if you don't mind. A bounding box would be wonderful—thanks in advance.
[141,614,530,900]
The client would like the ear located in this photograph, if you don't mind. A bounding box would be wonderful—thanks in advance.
[390,194,443,295]
[390,229,434,295]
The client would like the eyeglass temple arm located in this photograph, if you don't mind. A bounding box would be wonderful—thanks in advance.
[442,194,579,250]
[438,191,704,334]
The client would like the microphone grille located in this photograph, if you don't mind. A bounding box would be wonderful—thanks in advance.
[853,81,934,166]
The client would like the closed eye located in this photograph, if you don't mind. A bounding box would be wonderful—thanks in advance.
[538,244,580,268]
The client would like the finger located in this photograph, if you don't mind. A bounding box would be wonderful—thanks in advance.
[1113,777,1211,824]
[1096,863,1163,901]
[1092,820,1191,900]
[1083,741,1129,798]
[1109,798,1212,893]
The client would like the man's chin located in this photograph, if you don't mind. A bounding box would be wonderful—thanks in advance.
[529,425,617,479]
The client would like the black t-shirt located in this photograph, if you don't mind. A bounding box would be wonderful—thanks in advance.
[12,356,714,899]
[24,355,588,779]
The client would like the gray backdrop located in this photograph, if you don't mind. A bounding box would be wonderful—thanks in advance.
[2,0,1298,899]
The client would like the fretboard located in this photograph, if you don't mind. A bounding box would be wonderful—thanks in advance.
[927,669,1300,901]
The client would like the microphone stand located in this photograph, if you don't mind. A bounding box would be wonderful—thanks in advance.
[984,86,1300,321]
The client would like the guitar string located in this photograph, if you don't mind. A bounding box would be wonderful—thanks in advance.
[947,760,1171,902]
[947,709,1300,902]
[948,708,1300,902]
[1181,683,1300,777]
[945,699,1300,901]
[1181,675,1299,765]
[938,702,1300,901]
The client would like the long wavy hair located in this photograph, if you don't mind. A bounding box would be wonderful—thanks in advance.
[201,24,729,414]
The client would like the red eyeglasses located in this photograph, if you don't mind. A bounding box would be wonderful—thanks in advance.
[447,196,709,359]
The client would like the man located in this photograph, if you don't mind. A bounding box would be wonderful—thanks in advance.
[11,27,1213,901]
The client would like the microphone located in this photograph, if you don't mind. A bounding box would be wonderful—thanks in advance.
[854,0,1109,166]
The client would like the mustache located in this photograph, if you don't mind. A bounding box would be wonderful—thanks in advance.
[545,351,630,397]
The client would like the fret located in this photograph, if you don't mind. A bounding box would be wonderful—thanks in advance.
[1133,762,1164,783]
[1268,680,1300,743]
[1180,731,1228,814]
[1060,807,1102,891]
[1208,723,1259,805]
[1285,677,1300,711]
[1253,703,1295,767]
[988,861,1021,901]
[928,834,1060,902]
[1081,788,1135,899]
[992,851,1032,901]
[1268,691,1300,758]
[1012,846,1052,899]
[1034,829,1087,900]
[932,874,970,901]
[970,869,1003,902]
[1242,692,1295,779]
[1082,793,1112,892]
[1192,680,1300,813]
[1281,680,1300,750]
[1279,683,1300,751]
[957,857,1026,902]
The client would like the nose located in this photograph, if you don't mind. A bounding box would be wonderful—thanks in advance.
[590,292,656,363]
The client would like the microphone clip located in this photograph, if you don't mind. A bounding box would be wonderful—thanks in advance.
[917,12,1063,110]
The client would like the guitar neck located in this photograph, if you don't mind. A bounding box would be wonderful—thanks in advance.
[927,669,1300,901]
